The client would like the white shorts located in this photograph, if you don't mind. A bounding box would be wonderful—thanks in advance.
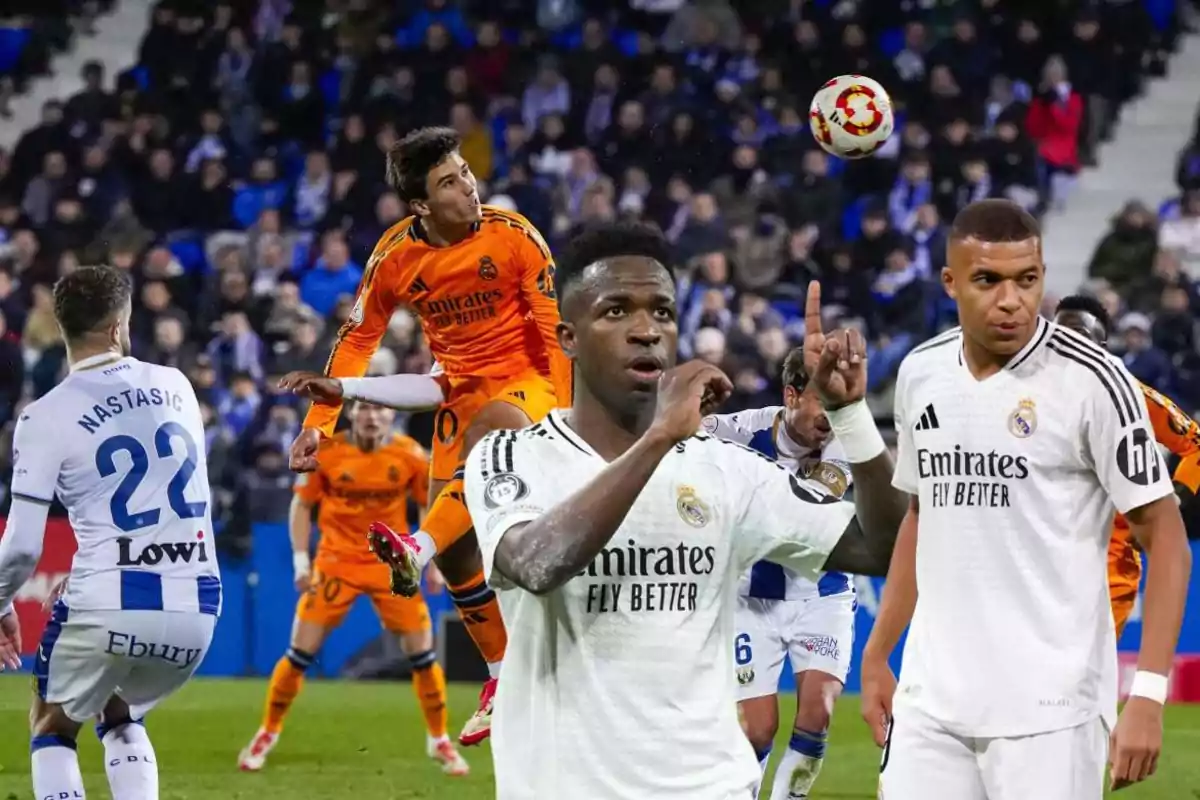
[733,593,856,701]
[879,705,1108,800]
[34,602,215,722]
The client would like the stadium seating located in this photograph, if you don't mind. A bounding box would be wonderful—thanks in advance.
[0,0,1194,547]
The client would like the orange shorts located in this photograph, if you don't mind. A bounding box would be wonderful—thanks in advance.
[297,557,431,634]
[428,371,557,482]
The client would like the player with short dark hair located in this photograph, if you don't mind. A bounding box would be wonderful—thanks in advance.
[285,126,571,745]
[704,345,857,800]
[462,221,908,798]
[1053,295,1200,638]
[0,263,220,798]
[861,200,1190,799]
[53,264,134,344]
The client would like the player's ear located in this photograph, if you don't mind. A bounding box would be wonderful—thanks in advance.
[410,198,430,218]
[940,265,957,301]
[557,320,577,359]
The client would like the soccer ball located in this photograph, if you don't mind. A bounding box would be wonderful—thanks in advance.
[809,74,895,160]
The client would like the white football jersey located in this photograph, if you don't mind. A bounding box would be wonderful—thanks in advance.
[892,319,1173,738]
[9,354,220,615]
[464,410,856,799]
[703,407,855,601]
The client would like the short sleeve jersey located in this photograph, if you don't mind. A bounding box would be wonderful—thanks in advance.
[463,410,856,799]
[891,320,1173,737]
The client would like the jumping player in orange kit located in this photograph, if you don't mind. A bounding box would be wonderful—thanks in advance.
[284,127,571,746]
[1053,295,1200,636]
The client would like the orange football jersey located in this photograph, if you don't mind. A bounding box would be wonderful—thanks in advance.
[294,432,430,564]
[304,206,571,436]
[1108,383,1200,597]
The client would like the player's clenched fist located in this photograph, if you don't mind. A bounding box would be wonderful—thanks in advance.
[289,428,322,473]
[650,361,732,443]
[1109,696,1163,790]
[802,281,867,408]
[279,371,344,403]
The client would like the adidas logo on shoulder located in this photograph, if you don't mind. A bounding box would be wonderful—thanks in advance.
[914,404,940,431]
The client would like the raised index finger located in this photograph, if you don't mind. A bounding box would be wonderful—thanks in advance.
[804,280,823,338]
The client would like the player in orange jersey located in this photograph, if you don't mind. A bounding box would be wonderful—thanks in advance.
[1054,296,1200,636]
[286,127,571,745]
[239,400,468,776]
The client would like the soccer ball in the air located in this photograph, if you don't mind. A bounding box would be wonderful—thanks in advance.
[809,74,895,160]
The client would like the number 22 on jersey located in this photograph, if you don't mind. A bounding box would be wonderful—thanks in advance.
[95,421,207,532]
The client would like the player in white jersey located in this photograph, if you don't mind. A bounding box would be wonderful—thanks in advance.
[0,266,220,800]
[461,222,909,799]
[703,347,856,800]
[858,200,1190,799]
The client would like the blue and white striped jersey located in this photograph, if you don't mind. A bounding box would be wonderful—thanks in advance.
[7,354,221,616]
[703,406,855,601]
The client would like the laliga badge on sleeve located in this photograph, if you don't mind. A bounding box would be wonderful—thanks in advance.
[483,473,529,509]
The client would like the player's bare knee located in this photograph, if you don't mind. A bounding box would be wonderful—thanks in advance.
[462,402,532,457]
[796,674,841,733]
[290,620,328,656]
[30,697,81,740]
[740,699,779,753]
[96,695,137,739]
[396,628,433,655]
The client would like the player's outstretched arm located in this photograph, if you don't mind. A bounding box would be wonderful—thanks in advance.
[300,266,398,439]
[280,370,446,412]
[801,281,908,575]
[466,362,731,595]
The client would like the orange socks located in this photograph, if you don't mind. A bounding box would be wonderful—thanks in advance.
[409,650,449,738]
[422,476,474,556]
[448,572,507,674]
[262,648,312,734]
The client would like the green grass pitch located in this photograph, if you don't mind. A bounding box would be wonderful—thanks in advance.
[1,676,1198,798]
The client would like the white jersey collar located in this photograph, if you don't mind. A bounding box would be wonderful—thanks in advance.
[69,352,126,373]
[957,316,1050,373]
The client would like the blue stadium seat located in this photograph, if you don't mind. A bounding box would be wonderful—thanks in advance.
[166,235,207,273]
[770,298,802,322]
[0,27,31,76]
[842,196,871,241]
[878,28,905,59]
[614,30,640,58]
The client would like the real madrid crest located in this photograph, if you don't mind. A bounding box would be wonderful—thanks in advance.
[483,472,528,509]
[1007,397,1037,438]
[676,484,710,528]
[807,460,850,498]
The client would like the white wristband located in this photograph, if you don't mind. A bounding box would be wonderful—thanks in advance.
[824,400,886,463]
[338,377,359,400]
[1129,670,1169,704]
[292,551,312,577]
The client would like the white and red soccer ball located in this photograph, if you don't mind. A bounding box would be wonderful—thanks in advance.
[809,74,895,160]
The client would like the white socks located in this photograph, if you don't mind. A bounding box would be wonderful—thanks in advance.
[32,736,86,799]
[767,729,827,800]
[102,722,159,799]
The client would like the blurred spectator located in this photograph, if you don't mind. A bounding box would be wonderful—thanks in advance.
[1119,312,1175,393]
[1159,190,1200,271]
[1088,201,1160,292]
[1025,56,1083,209]
[0,0,1183,516]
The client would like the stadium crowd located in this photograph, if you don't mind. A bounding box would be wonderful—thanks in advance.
[0,0,1197,548]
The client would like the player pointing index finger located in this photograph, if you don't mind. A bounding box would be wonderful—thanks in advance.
[460,221,908,799]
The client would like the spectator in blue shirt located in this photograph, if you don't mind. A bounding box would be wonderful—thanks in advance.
[300,230,363,318]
